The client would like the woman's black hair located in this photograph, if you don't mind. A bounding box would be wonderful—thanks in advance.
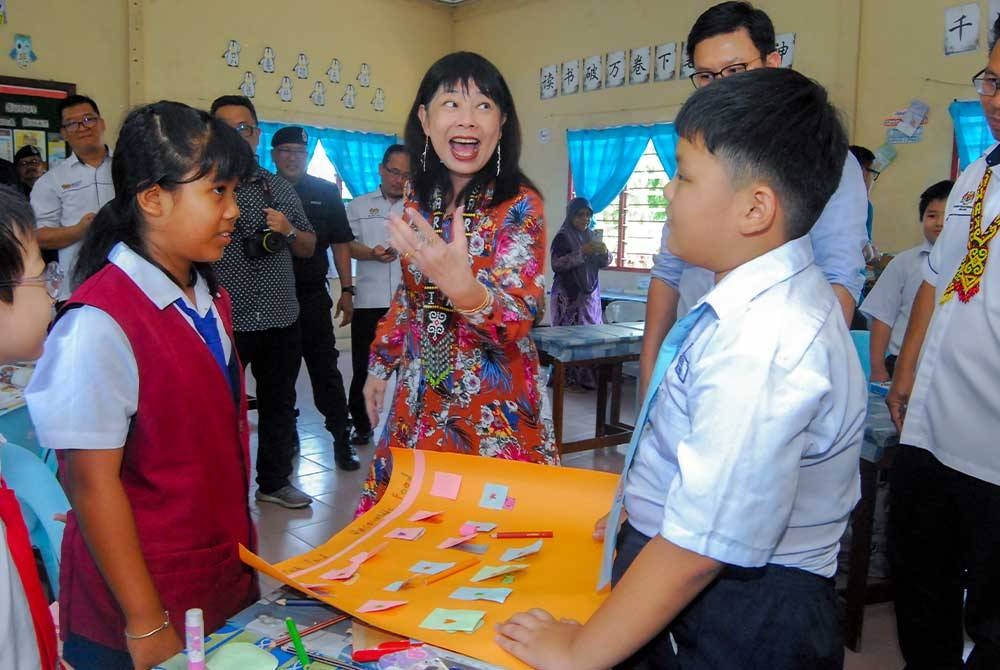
[73,100,256,293]
[404,51,536,211]
[0,185,38,304]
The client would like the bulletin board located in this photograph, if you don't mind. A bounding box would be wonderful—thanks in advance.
[0,75,74,165]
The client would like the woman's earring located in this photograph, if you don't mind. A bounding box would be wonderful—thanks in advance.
[421,136,429,172]
[496,141,501,177]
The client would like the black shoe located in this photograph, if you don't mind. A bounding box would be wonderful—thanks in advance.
[350,428,372,446]
[335,442,360,471]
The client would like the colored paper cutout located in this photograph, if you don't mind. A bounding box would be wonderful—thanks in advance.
[501,575,516,585]
[436,534,478,549]
[470,564,529,582]
[408,510,444,522]
[453,543,489,555]
[479,483,509,510]
[419,608,486,633]
[320,543,386,580]
[430,471,462,500]
[409,561,455,575]
[459,523,477,536]
[357,599,408,613]
[503,496,516,510]
[500,540,543,562]
[386,527,426,541]
[449,587,513,604]
[463,521,497,533]
[383,581,404,592]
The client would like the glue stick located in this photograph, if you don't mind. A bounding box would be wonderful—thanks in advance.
[185,608,205,670]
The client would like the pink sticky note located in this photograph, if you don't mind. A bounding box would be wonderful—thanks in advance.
[409,510,444,522]
[321,562,361,581]
[459,523,477,536]
[357,599,408,613]
[503,496,516,511]
[430,472,463,500]
[386,527,426,541]
[437,533,478,549]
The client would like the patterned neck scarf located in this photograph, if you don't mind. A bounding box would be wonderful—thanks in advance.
[421,184,483,392]
[941,166,1000,304]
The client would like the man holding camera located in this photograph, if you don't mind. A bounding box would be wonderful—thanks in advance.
[211,95,317,509]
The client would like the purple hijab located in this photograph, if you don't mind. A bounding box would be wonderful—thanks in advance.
[550,197,600,299]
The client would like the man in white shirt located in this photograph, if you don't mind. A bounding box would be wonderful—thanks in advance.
[30,95,114,302]
[860,179,951,381]
[345,145,408,445]
[886,19,1000,667]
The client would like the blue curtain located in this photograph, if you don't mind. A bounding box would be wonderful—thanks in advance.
[566,126,650,212]
[950,100,993,170]
[256,121,396,196]
[649,123,678,177]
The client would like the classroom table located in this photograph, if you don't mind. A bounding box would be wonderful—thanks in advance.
[842,391,900,652]
[599,289,648,305]
[531,321,645,454]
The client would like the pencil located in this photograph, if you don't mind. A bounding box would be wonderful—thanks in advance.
[425,557,481,585]
[276,598,321,606]
[285,617,311,669]
[490,531,554,539]
[268,614,348,649]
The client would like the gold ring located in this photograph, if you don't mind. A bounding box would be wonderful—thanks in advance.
[401,250,412,260]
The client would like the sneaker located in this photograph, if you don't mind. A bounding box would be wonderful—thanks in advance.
[255,485,313,509]
[349,428,372,446]
[335,442,361,471]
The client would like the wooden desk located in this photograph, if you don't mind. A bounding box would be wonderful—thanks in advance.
[531,322,645,454]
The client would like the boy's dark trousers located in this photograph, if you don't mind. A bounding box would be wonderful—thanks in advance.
[889,446,1000,669]
[348,306,388,436]
[297,285,351,445]
[612,522,843,670]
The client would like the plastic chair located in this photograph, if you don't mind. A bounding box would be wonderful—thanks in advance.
[850,330,871,382]
[1,442,70,597]
[604,300,646,323]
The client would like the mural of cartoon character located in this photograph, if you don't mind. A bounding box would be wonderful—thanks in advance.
[326,58,341,84]
[310,81,326,107]
[9,34,37,69]
[371,87,386,112]
[239,71,256,98]
[357,62,371,87]
[277,76,294,103]
[293,52,309,79]
[341,84,356,109]
[222,40,241,67]
[259,46,276,74]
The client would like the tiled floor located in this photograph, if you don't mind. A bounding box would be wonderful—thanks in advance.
[248,346,905,668]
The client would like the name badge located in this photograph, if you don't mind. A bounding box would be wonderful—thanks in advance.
[61,180,82,190]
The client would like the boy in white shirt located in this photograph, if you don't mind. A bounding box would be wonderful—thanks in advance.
[861,179,952,381]
[496,68,866,670]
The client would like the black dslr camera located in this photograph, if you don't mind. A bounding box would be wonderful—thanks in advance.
[242,229,287,258]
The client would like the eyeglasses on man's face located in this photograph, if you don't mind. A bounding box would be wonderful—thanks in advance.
[973,68,1000,96]
[16,158,43,169]
[865,167,881,182]
[689,56,764,89]
[274,147,308,158]
[0,261,64,300]
[234,122,260,138]
[383,166,411,180]
[60,114,100,133]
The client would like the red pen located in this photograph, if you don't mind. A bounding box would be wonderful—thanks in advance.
[490,531,554,539]
[351,640,423,662]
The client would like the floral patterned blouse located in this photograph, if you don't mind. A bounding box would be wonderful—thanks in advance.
[355,184,558,515]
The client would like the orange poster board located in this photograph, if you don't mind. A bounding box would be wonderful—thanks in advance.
[241,448,617,668]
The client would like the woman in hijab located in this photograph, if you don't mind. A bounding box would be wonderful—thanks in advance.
[549,197,611,390]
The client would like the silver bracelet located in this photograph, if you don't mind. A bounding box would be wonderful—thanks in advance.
[124,610,170,640]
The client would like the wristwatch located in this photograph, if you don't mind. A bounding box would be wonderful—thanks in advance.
[342,286,356,295]
[285,229,297,242]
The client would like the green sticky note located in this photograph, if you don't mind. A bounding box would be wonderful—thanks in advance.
[470,563,529,583]
[419,608,486,633]
[501,574,516,585]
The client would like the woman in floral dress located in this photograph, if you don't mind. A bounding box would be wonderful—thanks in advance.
[356,52,557,515]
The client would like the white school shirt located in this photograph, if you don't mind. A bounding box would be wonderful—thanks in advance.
[30,150,115,300]
[346,189,403,309]
[25,243,232,451]
[900,145,1000,486]
[624,236,867,578]
[860,241,933,356]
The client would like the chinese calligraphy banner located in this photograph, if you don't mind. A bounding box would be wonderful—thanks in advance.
[654,43,677,82]
[629,46,651,85]
[540,64,559,100]
[583,54,603,92]
[945,3,980,55]
[606,50,625,88]
[562,59,581,95]
[775,32,796,68]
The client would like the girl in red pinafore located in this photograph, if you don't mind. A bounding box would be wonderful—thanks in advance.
[25,102,259,670]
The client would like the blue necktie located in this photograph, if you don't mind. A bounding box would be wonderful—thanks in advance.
[173,299,230,385]
[598,302,710,589]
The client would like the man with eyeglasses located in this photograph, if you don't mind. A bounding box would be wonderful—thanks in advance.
[13,145,46,199]
[639,1,868,399]
[270,125,360,472]
[30,94,114,303]
[884,15,1000,668]
[344,144,409,446]
[209,95,318,509]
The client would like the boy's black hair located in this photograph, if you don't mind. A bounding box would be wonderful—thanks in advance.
[849,145,876,168]
[0,186,37,303]
[58,94,100,120]
[404,51,536,211]
[74,101,257,294]
[381,144,411,165]
[687,1,775,63]
[210,95,258,123]
[919,180,954,219]
[991,14,1000,51]
[675,67,847,241]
